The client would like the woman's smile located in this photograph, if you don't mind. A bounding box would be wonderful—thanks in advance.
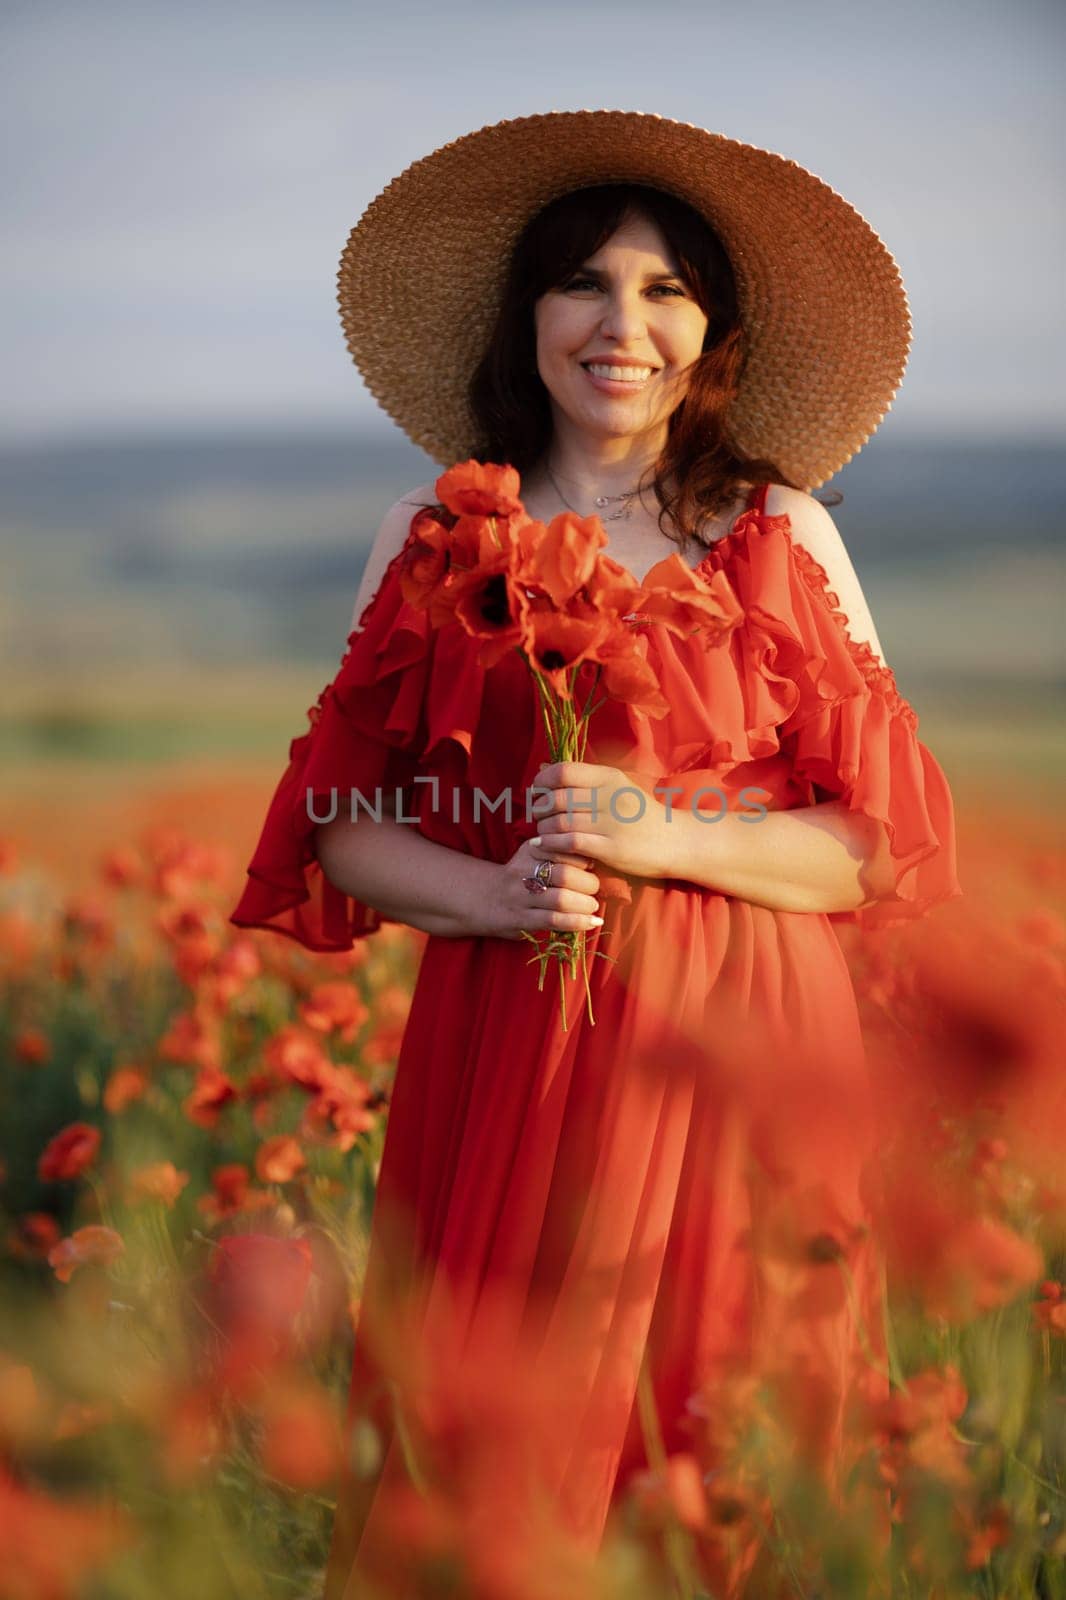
[580,361,659,394]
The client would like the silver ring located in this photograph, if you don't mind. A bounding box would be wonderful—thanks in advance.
[521,857,553,896]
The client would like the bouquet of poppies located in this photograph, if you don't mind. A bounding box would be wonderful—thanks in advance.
[397,460,744,1028]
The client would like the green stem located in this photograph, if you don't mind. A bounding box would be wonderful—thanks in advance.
[521,654,609,1031]
[947,1433,1066,1503]
[835,1254,900,1389]
[579,663,603,723]
[580,930,596,1027]
[635,1347,702,1600]
[86,1173,117,1232]
[387,1378,433,1497]
[529,666,557,752]
[150,1199,183,1279]
[761,1505,812,1599]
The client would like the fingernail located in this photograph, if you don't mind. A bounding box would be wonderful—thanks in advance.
[590,916,604,926]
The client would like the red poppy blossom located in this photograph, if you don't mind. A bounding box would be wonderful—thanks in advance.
[38,1123,101,1183]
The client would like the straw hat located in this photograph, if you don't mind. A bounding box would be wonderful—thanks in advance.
[336,110,911,490]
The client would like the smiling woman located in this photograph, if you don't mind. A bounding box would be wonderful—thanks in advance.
[229,110,961,1599]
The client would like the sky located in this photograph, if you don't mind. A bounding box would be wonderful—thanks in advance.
[2,0,1063,446]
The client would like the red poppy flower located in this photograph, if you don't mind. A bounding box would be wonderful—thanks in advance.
[434,459,524,519]
[38,1122,101,1183]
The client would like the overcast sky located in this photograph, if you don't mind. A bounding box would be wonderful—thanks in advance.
[2,0,1063,446]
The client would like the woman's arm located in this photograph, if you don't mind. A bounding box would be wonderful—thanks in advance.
[667,799,896,915]
[315,803,501,940]
[315,792,604,942]
[532,770,897,916]
[534,709,899,914]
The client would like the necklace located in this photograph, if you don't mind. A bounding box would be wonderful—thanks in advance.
[544,463,642,523]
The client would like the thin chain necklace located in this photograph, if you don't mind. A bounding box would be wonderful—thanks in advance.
[544,462,643,523]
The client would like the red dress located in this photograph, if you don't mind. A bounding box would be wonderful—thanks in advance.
[230,482,961,1597]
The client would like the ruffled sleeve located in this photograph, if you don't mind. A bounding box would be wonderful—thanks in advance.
[726,512,962,932]
[229,519,481,952]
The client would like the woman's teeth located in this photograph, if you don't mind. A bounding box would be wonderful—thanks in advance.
[583,363,654,382]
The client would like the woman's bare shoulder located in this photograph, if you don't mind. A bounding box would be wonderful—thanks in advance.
[375,479,441,555]
[763,484,887,665]
[347,481,440,632]
[397,479,441,509]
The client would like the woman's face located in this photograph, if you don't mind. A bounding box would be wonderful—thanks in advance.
[532,212,709,448]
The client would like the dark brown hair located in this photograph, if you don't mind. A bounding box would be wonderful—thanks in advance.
[446,182,832,556]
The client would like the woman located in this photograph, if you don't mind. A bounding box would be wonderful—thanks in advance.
[231,112,960,1597]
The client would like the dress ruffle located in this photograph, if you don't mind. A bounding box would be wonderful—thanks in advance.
[697,508,961,931]
[230,524,485,951]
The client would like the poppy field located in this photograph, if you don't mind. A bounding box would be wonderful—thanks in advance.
[0,751,1063,1600]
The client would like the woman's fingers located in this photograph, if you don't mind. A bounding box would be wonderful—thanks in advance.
[502,838,605,941]
[530,840,596,870]
[522,878,603,931]
[535,785,597,815]
[523,908,604,935]
[541,887,601,917]
[528,851,599,894]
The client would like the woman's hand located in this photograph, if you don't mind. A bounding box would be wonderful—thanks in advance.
[477,835,604,943]
[530,761,682,882]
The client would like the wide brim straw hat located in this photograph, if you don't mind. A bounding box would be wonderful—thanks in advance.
[336,109,911,491]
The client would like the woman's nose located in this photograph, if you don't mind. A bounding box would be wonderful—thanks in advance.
[599,294,649,342]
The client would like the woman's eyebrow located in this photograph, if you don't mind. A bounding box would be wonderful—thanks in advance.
[574,265,684,282]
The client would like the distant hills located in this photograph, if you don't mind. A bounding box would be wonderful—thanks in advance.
[2,427,1062,698]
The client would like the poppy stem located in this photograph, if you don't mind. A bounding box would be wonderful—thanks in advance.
[635,1345,701,1599]
[523,659,606,1030]
[578,663,603,725]
[835,1254,900,1390]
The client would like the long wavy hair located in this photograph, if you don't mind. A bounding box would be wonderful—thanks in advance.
[418,182,835,556]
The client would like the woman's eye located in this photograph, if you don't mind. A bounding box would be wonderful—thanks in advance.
[563,277,685,297]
